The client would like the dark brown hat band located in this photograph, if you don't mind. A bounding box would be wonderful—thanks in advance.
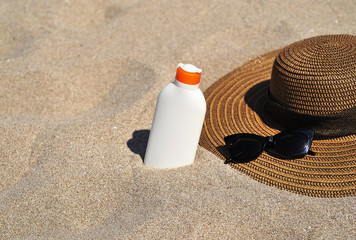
[266,89,356,138]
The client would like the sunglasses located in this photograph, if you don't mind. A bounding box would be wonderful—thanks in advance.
[224,128,315,163]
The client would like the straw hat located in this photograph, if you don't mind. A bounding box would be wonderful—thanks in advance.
[199,35,356,198]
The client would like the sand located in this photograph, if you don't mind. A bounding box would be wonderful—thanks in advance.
[1,0,355,239]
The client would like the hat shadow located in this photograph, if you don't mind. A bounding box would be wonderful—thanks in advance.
[243,80,284,131]
[216,80,285,163]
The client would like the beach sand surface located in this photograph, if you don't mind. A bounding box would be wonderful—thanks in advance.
[1,0,355,239]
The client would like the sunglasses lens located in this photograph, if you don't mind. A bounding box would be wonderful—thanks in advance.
[225,135,265,162]
[274,132,310,157]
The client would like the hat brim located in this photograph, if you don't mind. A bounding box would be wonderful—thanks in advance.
[199,49,356,198]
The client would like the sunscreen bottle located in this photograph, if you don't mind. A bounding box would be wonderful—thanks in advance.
[144,63,206,168]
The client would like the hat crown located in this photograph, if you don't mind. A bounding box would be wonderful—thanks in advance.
[270,35,356,115]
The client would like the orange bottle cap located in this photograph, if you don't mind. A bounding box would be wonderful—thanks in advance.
[175,63,202,85]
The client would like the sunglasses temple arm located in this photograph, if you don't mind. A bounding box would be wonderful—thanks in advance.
[308,150,316,156]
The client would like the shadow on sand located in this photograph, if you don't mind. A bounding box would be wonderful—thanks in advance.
[127,129,150,162]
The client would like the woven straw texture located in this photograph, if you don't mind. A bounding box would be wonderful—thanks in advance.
[199,35,356,198]
[270,35,356,115]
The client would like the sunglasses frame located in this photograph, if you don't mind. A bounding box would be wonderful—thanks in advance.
[224,128,315,163]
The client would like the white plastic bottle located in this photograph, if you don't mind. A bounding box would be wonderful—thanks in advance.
[144,63,206,168]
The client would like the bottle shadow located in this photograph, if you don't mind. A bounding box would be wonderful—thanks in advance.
[127,129,150,162]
